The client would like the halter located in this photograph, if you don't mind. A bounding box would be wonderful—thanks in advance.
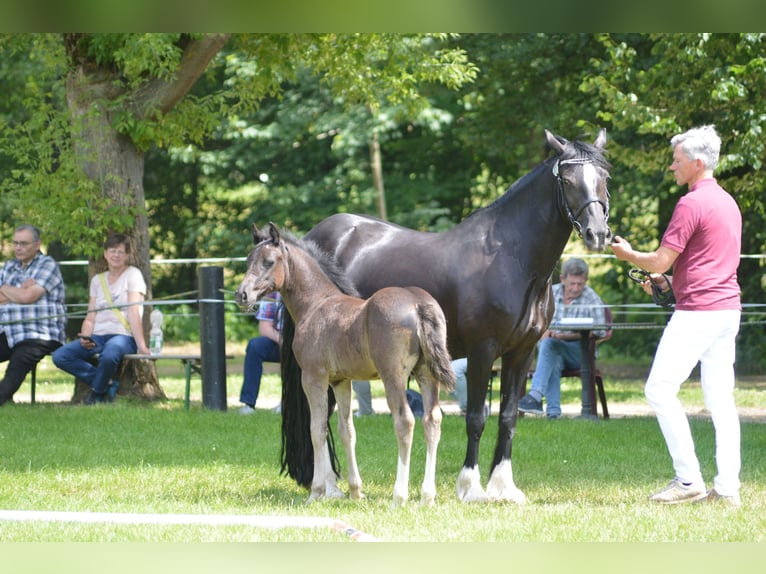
[553,158,609,237]
[251,237,290,290]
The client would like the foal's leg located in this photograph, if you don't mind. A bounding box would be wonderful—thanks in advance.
[415,369,443,507]
[381,376,416,507]
[302,377,343,502]
[333,381,364,499]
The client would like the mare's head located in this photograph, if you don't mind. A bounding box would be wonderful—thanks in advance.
[545,129,612,250]
[235,222,288,310]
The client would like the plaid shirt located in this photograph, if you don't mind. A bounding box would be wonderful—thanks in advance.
[550,282,607,338]
[0,251,66,346]
[255,292,283,332]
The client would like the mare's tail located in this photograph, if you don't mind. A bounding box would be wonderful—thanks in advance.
[279,310,340,488]
[416,301,456,393]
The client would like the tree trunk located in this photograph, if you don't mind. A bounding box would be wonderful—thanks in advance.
[370,132,387,221]
[62,34,229,403]
[65,68,164,401]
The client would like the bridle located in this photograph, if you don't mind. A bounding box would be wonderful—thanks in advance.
[553,157,610,237]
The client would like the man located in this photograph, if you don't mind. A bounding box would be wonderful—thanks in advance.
[238,292,282,414]
[517,257,606,419]
[612,125,742,507]
[0,225,66,405]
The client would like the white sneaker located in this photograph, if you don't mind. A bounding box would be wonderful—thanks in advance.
[700,488,741,508]
[649,478,706,504]
[272,403,281,414]
[238,405,255,415]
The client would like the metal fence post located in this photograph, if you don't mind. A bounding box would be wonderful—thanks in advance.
[199,266,227,411]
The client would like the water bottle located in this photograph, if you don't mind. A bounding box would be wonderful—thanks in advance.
[149,309,164,355]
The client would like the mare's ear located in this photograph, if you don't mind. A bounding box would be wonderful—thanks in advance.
[594,128,607,149]
[268,222,281,245]
[545,129,567,155]
[251,223,267,245]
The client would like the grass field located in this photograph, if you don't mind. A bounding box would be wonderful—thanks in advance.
[2,352,765,548]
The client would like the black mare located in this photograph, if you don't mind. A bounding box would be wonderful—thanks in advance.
[281,129,612,502]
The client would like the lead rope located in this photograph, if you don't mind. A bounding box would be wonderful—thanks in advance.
[628,268,676,308]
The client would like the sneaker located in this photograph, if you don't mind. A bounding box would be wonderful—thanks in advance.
[517,394,544,415]
[106,379,120,401]
[649,478,707,504]
[699,488,741,508]
[84,391,107,405]
[271,403,282,414]
[238,405,255,415]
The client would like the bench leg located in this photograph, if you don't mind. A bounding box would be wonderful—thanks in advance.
[184,360,192,411]
[31,366,37,405]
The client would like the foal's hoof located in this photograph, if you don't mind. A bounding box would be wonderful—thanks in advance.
[392,490,409,508]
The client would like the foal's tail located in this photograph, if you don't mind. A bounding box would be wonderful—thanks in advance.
[416,301,456,394]
[279,310,340,488]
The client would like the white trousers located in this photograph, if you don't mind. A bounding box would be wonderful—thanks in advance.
[645,309,741,495]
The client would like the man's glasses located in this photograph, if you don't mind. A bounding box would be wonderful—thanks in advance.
[12,240,36,247]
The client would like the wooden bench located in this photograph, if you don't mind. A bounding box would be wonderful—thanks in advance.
[29,353,231,410]
[123,354,235,410]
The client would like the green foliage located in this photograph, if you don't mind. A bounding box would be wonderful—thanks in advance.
[3,33,766,368]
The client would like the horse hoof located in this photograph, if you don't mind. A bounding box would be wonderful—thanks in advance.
[456,466,489,503]
[486,460,527,505]
[326,486,345,499]
[392,491,409,507]
[420,491,436,507]
[458,488,489,503]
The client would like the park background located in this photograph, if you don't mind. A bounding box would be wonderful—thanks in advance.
[1,32,765,570]
[2,33,766,373]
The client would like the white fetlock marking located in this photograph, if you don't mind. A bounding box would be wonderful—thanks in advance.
[456,466,489,503]
[420,489,436,508]
[325,482,345,499]
[486,459,526,504]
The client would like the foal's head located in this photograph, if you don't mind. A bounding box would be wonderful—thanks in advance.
[235,222,288,310]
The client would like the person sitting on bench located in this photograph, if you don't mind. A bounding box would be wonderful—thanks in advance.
[53,233,150,404]
[517,258,606,419]
[0,224,66,406]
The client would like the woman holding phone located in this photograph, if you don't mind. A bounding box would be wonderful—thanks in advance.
[53,233,150,404]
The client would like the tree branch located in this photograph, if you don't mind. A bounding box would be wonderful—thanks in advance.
[133,33,231,119]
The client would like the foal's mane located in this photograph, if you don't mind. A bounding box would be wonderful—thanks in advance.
[278,229,361,298]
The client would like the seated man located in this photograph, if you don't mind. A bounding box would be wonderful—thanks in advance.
[0,225,66,406]
[238,292,283,414]
[518,257,606,419]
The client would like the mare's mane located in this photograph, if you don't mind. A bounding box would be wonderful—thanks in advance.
[466,136,611,219]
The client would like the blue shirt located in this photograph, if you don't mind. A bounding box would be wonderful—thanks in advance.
[0,251,66,346]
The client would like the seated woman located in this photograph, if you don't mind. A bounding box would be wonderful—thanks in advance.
[53,233,150,404]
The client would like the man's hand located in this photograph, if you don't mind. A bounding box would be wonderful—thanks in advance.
[610,235,632,261]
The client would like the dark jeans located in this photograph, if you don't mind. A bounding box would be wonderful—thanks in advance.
[0,333,62,405]
[52,334,137,394]
[239,336,280,407]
